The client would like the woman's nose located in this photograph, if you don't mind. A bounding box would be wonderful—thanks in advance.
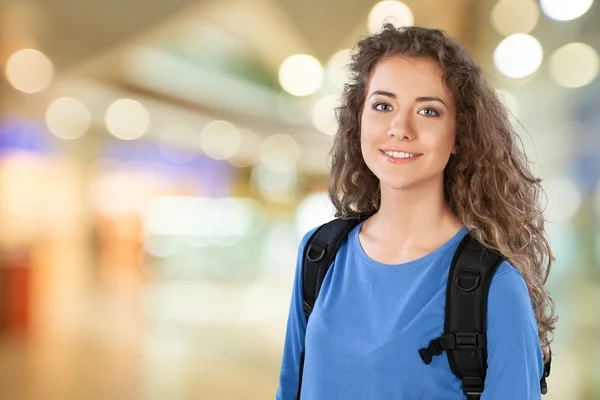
[387,112,415,139]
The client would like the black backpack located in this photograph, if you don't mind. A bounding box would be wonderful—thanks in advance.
[296,217,551,400]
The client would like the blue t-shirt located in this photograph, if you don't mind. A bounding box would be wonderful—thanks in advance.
[276,223,543,400]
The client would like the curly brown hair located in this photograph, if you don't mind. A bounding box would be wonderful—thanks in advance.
[329,24,556,362]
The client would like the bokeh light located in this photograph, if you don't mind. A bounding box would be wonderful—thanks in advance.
[260,222,299,278]
[326,49,353,89]
[540,0,593,21]
[312,95,339,136]
[144,234,184,258]
[491,0,540,36]
[543,177,582,223]
[259,134,300,172]
[549,43,600,88]
[278,54,323,97]
[494,34,543,79]
[5,49,54,94]
[199,120,242,160]
[228,129,263,168]
[295,192,335,238]
[251,163,298,203]
[368,1,414,34]
[45,97,92,140]
[105,99,150,140]
[141,196,264,238]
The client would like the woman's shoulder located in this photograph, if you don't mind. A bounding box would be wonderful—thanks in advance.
[491,260,525,284]
[492,259,522,279]
[488,260,535,312]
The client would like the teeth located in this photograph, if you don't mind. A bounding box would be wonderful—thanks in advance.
[385,151,418,159]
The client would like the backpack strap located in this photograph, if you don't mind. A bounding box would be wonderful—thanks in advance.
[296,216,367,400]
[301,217,367,320]
[419,232,503,399]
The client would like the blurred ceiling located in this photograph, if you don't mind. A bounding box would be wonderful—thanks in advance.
[3,0,487,69]
[1,0,202,69]
[0,0,500,172]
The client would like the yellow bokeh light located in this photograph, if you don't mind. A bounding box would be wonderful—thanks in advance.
[549,43,599,88]
[491,0,539,36]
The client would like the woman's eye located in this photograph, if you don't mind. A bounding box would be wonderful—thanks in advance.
[374,103,393,112]
[418,108,439,117]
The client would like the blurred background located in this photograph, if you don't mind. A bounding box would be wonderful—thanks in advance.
[0,0,598,398]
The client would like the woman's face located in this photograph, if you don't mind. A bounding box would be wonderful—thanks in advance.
[360,56,457,193]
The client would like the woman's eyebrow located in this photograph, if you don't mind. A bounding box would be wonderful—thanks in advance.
[368,91,448,109]
[416,96,448,109]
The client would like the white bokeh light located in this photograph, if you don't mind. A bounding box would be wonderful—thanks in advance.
[327,49,353,89]
[549,43,599,88]
[296,192,335,238]
[105,99,150,140]
[494,34,543,79]
[368,1,414,34]
[199,120,242,160]
[278,54,324,97]
[251,163,298,203]
[141,196,264,239]
[260,134,300,172]
[312,95,339,136]
[543,177,582,223]
[144,234,183,258]
[228,128,263,168]
[45,97,92,140]
[260,222,299,278]
[491,0,539,36]
[540,0,593,21]
[5,49,54,94]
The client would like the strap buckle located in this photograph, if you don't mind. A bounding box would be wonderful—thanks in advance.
[418,338,443,365]
[462,376,484,398]
[456,332,478,349]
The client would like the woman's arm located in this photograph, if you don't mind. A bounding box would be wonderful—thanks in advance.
[482,262,545,400]
[276,229,315,400]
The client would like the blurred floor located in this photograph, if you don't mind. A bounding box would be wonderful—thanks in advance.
[0,275,288,400]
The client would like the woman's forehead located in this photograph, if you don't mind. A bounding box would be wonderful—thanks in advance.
[366,56,451,100]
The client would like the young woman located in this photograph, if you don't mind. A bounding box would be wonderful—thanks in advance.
[276,25,556,399]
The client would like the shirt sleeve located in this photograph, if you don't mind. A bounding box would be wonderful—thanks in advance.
[275,229,315,400]
[482,261,544,400]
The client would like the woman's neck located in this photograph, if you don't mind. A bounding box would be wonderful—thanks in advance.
[361,183,463,254]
